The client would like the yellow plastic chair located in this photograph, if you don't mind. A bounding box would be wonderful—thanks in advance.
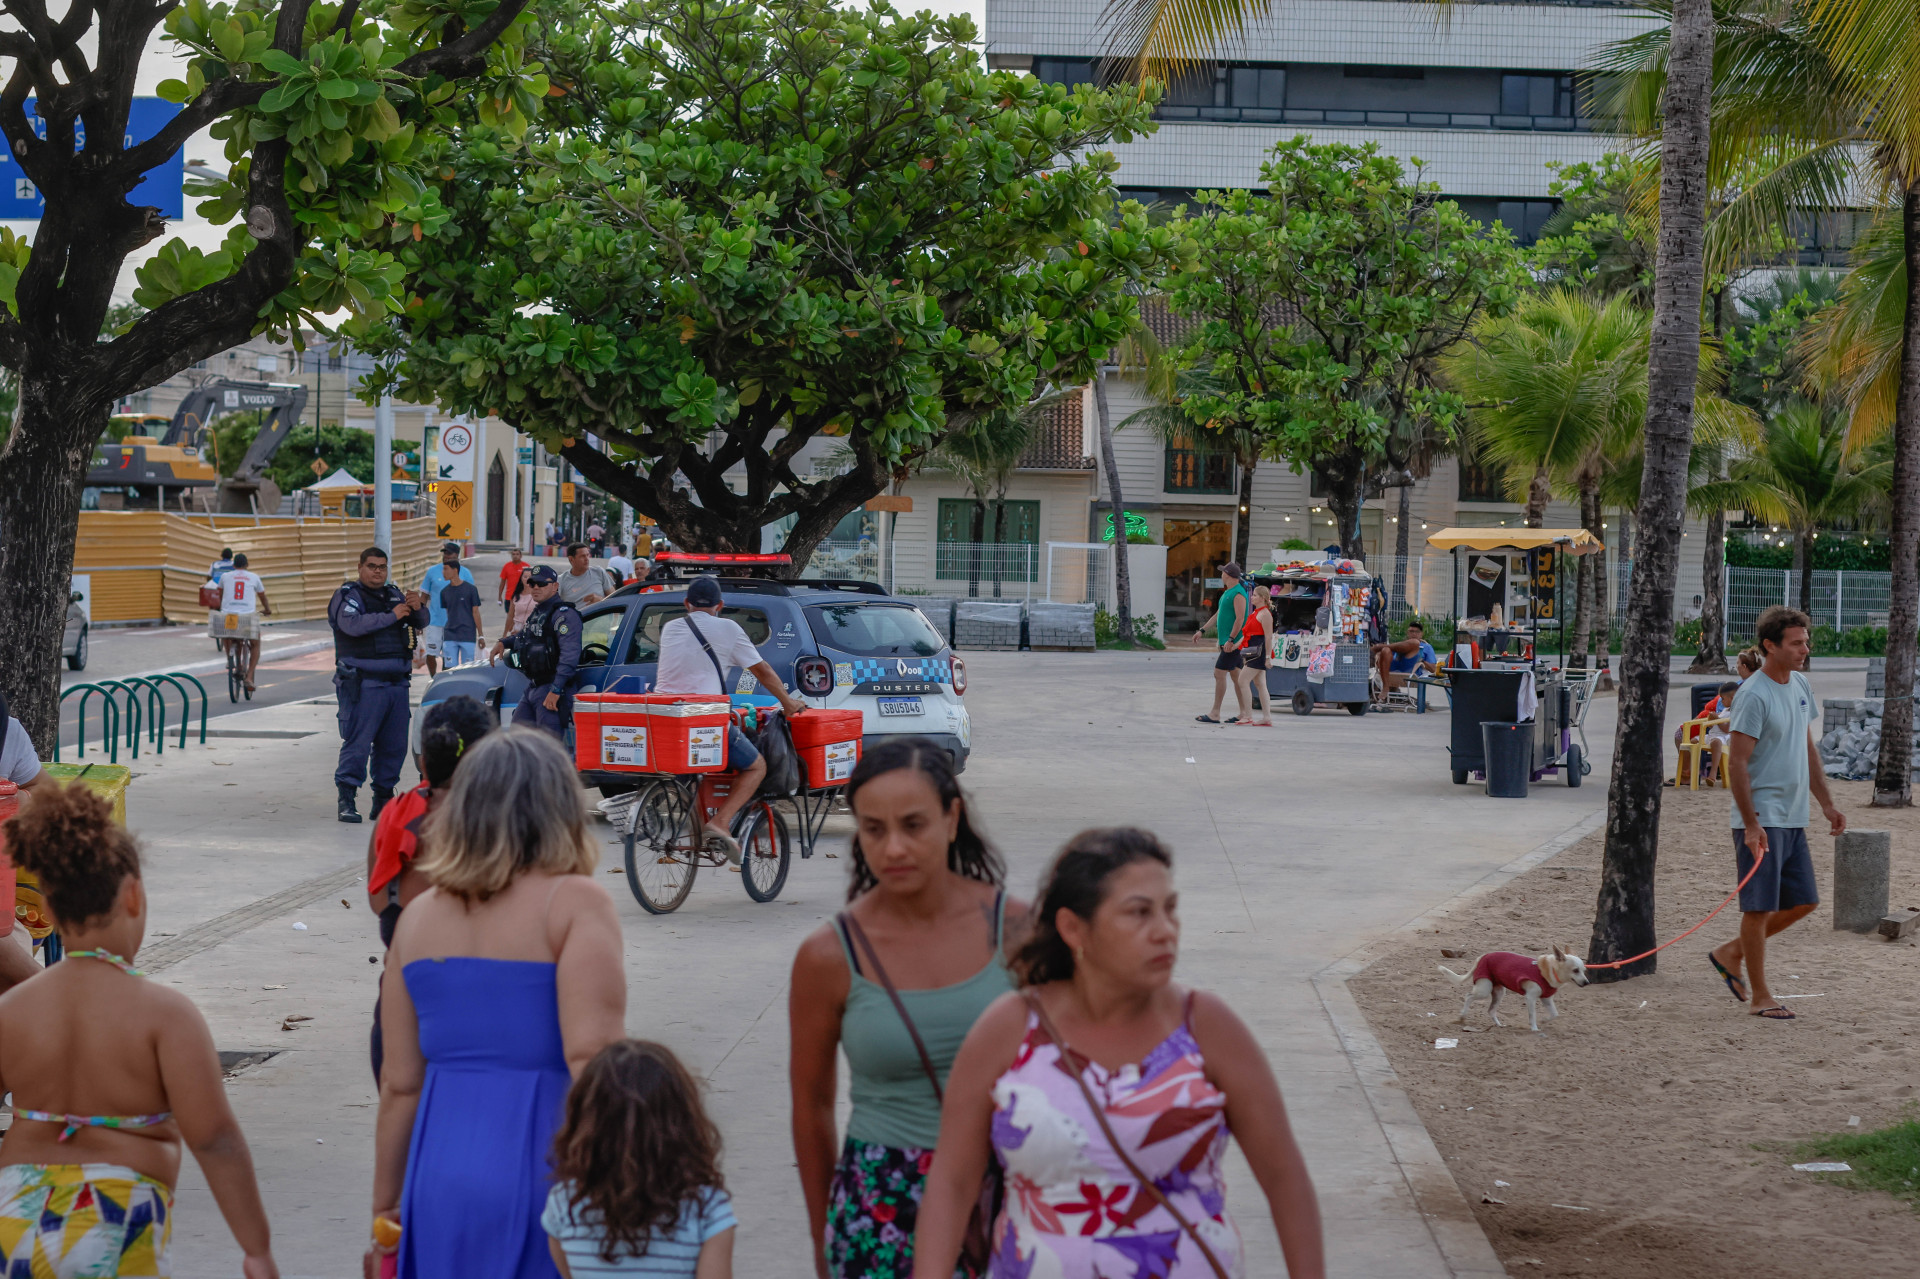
[1676,716,1729,789]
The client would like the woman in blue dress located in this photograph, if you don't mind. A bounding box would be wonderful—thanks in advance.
[368,728,627,1278]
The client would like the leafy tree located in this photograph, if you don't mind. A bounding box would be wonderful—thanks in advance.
[0,0,539,752]
[1158,189,1297,570]
[1697,397,1890,611]
[1531,154,1659,306]
[355,0,1181,574]
[1227,139,1525,559]
[933,394,1057,599]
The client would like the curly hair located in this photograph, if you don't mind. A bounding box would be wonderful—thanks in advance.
[2,780,140,929]
[1011,827,1172,987]
[419,696,495,789]
[843,737,1003,901]
[550,1040,724,1264]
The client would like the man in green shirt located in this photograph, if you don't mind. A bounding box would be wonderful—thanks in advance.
[1193,561,1250,724]
[1709,606,1845,1021]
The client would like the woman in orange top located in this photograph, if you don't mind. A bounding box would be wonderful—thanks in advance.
[1239,584,1276,726]
[366,695,495,1082]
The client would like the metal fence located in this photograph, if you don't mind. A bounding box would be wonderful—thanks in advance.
[931,542,1041,592]
[1724,566,1890,639]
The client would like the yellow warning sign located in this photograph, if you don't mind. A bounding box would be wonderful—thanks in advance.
[435,481,474,540]
[309,457,328,477]
[561,482,576,503]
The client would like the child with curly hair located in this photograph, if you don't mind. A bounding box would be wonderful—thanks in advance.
[544,1040,734,1278]
[0,781,278,1278]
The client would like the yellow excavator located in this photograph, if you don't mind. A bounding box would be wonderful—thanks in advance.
[88,380,309,513]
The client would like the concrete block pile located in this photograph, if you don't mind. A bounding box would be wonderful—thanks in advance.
[1819,698,1920,781]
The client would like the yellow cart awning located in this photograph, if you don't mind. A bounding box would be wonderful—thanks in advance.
[1425,527,1605,555]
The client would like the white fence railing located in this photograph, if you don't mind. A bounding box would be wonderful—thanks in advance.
[1725,565,1890,638]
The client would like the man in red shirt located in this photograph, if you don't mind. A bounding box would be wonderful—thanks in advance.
[496,546,529,625]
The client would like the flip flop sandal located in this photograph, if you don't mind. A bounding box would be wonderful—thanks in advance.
[1195,715,1222,724]
[1753,1005,1796,1020]
[1709,953,1748,1002]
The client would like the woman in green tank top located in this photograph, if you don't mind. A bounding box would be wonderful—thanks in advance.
[790,739,1028,1279]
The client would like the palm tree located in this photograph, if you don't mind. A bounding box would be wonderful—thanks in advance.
[1602,0,1920,805]
[1695,397,1892,613]
[934,398,1054,598]
[1446,290,1651,672]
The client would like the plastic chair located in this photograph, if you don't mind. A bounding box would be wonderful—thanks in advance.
[1676,716,1729,789]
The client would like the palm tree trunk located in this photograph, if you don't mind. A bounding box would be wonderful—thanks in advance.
[1586,0,1715,983]
[1525,463,1551,527]
[1691,500,1728,674]
[1571,530,1592,671]
[1093,368,1134,645]
[1234,451,1256,569]
[968,498,985,598]
[1592,506,1613,691]
[1872,181,1920,808]
[1576,482,1600,668]
[1392,483,1412,619]
[991,500,1006,600]
[1789,522,1804,614]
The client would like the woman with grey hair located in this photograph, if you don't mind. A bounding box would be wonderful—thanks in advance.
[367,727,626,1279]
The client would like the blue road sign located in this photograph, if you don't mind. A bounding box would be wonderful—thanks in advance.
[0,98,184,220]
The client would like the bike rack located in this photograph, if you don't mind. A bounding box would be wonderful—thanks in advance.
[57,684,122,763]
[57,671,211,761]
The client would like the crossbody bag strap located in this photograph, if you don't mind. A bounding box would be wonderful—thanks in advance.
[680,613,729,693]
[838,911,943,1103]
[1022,993,1232,1279]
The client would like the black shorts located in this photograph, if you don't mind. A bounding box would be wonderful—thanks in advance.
[1733,826,1818,913]
[1242,649,1268,671]
[1214,647,1244,672]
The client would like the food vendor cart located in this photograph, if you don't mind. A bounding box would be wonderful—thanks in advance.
[1253,558,1376,716]
[1425,528,1605,788]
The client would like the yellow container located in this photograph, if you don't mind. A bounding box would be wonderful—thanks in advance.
[17,764,132,941]
[38,763,131,825]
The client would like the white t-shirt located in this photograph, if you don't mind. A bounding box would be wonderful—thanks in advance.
[219,569,266,614]
[655,613,761,695]
[607,554,635,583]
[1,717,41,787]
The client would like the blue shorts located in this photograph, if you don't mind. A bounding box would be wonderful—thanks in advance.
[441,640,477,667]
[1733,826,1818,913]
[727,724,760,771]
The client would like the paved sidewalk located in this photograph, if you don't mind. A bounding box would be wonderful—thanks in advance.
[99,651,1874,1277]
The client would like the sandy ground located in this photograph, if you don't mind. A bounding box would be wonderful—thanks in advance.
[1350,778,1920,1278]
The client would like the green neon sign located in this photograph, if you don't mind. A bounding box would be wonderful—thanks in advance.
[1101,510,1152,542]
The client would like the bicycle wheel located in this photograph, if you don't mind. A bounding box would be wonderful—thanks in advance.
[738,801,791,903]
[226,644,243,703]
[624,781,696,914]
[242,639,254,699]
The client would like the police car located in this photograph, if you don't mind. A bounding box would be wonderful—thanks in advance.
[421,553,971,773]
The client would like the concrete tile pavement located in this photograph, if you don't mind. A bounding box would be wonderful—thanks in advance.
[102,650,1873,1277]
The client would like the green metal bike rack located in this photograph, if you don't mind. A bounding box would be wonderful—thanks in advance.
[89,681,145,759]
[58,683,121,763]
[141,672,208,749]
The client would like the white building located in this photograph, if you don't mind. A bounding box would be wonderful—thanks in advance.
[850,0,1719,633]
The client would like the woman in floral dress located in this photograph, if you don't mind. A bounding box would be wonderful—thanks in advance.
[910,828,1325,1279]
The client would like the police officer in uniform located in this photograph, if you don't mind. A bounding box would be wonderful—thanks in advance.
[489,565,582,739]
[329,546,424,824]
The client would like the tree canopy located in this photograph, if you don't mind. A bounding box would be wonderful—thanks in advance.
[356,0,1184,568]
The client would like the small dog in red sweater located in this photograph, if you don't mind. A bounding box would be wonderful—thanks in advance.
[1438,946,1589,1032]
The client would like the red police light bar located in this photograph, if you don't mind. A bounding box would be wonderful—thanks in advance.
[653,552,793,566]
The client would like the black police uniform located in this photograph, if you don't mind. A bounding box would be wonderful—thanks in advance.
[508,596,583,739]
[329,578,418,822]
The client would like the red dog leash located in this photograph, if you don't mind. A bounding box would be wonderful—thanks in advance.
[1585,841,1766,971]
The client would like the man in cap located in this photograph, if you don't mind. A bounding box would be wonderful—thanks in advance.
[415,541,476,677]
[654,575,809,862]
[489,565,582,739]
[329,547,425,823]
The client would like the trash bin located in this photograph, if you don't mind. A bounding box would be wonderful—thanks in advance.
[1481,721,1531,798]
[40,762,131,824]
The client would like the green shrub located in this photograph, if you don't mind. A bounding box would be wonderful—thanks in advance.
[1278,537,1315,551]
[1095,608,1165,648]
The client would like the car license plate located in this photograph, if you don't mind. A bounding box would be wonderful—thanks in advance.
[876,696,924,717]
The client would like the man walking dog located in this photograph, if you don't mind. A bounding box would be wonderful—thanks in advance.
[1709,606,1845,1020]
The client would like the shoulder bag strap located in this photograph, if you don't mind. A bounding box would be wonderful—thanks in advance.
[680,613,729,693]
[838,911,943,1103]
[1021,993,1231,1279]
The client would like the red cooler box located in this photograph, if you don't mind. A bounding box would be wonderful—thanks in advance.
[640,694,733,774]
[572,692,654,774]
[792,709,864,788]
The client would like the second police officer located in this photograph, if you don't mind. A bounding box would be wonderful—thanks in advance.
[490,564,582,739]
[329,546,424,824]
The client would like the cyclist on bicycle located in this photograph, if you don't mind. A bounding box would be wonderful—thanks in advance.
[654,575,808,862]
[218,552,273,693]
